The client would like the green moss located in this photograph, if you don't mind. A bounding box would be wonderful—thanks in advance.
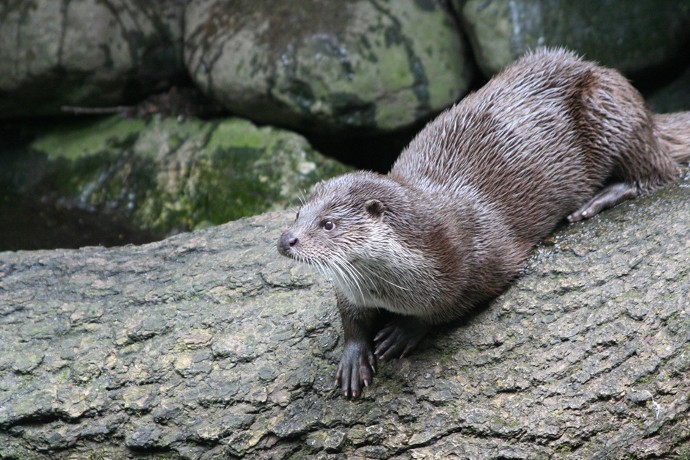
[133,116,213,158]
[555,444,573,454]
[620,291,642,299]
[31,116,146,160]
[12,114,350,238]
[206,118,268,152]
[55,368,71,383]
[196,146,277,223]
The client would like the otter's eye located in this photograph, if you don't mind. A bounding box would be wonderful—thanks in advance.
[294,210,300,221]
[321,220,335,231]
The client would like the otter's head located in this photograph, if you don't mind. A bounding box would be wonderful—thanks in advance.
[277,171,406,273]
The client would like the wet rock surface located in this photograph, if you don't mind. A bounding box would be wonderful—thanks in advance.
[2,0,689,126]
[0,180,688,458]
[0,0,186,118]
[184,0,473,134]
[460,0,690,77]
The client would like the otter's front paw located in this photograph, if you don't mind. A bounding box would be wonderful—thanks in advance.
[335,341,376,398]
[374,318,429,362]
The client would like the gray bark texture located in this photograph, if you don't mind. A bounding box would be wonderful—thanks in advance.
[0,180,688,459]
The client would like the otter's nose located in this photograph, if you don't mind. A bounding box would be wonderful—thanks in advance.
[278,231,299,256]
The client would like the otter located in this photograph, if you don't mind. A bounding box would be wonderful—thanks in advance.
[277,48,690,398]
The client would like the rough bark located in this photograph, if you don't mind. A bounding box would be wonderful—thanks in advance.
[0,180,688,459]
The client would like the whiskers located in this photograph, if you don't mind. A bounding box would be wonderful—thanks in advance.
[327,255,368,305]
[309,253,411,306]
[297,190,308,207]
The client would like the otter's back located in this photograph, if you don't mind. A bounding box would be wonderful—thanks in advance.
[391,48,645,243]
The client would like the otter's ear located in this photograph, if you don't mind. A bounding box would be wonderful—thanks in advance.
[364,199,386,220]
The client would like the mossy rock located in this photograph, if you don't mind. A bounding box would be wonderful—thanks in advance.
[184,0,473,134]
[459,0,690,77]
[3,115,350,239]
[0,0,185,118]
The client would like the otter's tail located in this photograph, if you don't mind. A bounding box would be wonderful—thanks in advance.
[653,112,690,164]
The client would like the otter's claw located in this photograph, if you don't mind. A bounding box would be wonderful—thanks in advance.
[335,341,376,398]
[374,318,429,362]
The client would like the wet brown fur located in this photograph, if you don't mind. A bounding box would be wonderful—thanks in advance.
[278,48,690,397]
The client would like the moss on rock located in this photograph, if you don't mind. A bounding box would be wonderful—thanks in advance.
[460,0,690,77]
[9,115,350,239]
[184,0,473,134]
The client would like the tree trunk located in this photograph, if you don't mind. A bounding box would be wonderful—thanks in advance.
[1,182,688,459]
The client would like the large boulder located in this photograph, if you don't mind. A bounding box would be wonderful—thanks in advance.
[0,0,186,119]
[0,115,349,242]
[459,0,690,77]
[184,0,473,135]
[0,178,687,458]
